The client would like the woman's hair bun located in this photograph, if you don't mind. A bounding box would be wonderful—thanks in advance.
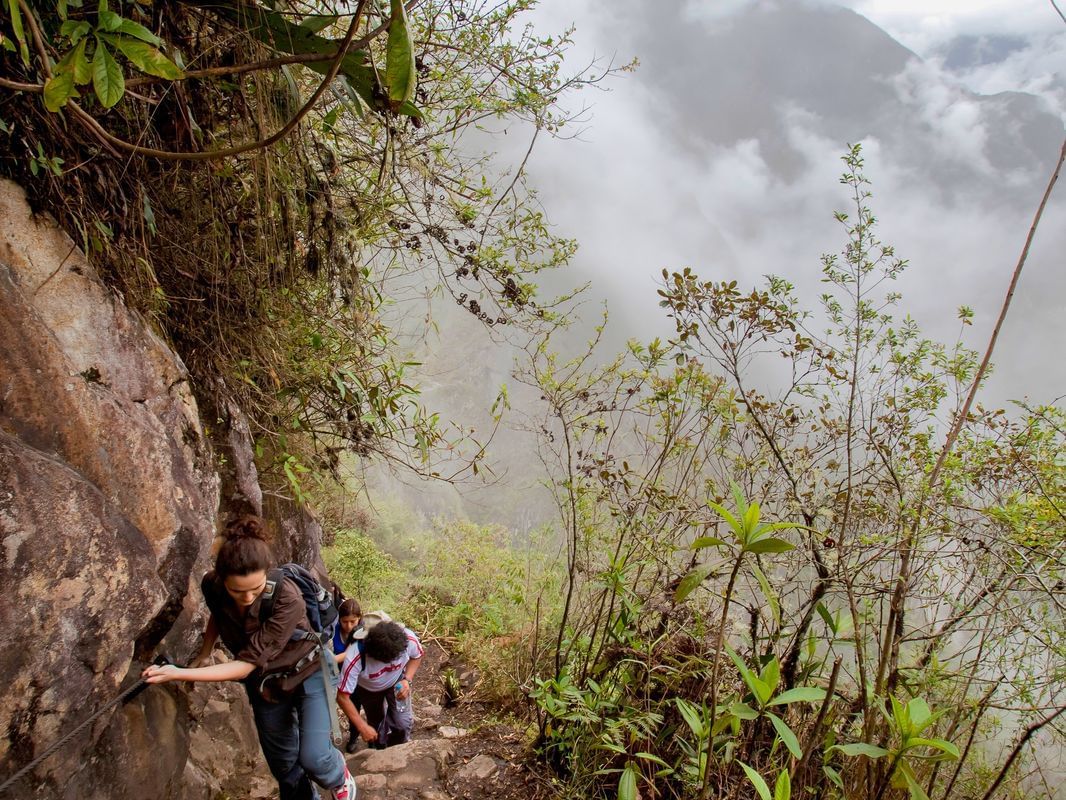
[223,514,268,542]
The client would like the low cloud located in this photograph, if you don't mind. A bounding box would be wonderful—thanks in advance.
[521,0,1065,404]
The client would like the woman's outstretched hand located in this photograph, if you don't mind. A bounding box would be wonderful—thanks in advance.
[142,664,182,684]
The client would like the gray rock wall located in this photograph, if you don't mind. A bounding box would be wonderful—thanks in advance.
[0,179,309,798]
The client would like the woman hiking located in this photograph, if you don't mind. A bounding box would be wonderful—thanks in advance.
[142,515,357,800]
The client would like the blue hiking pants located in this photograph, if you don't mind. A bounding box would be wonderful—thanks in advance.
[249,670,346,800]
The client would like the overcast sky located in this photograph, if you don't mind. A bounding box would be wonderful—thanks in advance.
[511,0,1066,407]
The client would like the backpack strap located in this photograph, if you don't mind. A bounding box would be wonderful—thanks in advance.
[259,568,313,641]
[258,568,284,623]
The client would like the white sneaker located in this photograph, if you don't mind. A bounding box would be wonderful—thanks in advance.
[332,766,357,800]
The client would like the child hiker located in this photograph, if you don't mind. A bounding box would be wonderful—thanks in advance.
[334,599,362,663]
[142,515,358,800]
[336,612,423,748]
[333,598,364,753]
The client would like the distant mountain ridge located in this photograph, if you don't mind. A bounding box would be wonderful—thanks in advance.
[624,1,1063,198]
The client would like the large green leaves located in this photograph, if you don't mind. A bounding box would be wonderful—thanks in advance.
[103,34,183,79]
[738,762,771,800]
[43,72,77,112]
[210,0,376,108]
[70,39,93,84]
[674,563,712,602]
[832,742,890,758]
[385,0,416,108]
[766,712,802,759]
[705,483,804,554]
[767,687,827,706]
[114,16,165,44]
[727,646,771,705]
[907,737,960,760]
[774,770,791,800]
[898,762,931,800]
[91,40,124,108]
[5,0,29,64]
[617,763,637,800]
[691,536,726,549]
[40,1,181,114]
[745,536,796,554]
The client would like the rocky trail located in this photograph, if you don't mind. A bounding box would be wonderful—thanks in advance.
[188,637,549,800]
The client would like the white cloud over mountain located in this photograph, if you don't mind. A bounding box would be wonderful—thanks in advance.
[520,0,1065,405]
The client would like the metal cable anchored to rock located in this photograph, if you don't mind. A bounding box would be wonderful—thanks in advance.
[0,656,173,796]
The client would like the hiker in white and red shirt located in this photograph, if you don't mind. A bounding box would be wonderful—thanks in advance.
[336,611,423,748]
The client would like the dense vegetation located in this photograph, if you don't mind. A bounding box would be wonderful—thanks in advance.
[521,149,1065,799]
[1,0,608,495]
[3,4,1063,800]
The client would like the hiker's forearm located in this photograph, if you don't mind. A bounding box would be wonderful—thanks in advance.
[337,691,360,724]
[395,656,421,699]
[144,660,255,684]
[403,656,422,682]
[337,692,377,739]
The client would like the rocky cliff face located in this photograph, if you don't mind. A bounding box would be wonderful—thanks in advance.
[0,179,320,798]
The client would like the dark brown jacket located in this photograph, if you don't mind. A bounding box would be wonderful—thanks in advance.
[201,571,320,699]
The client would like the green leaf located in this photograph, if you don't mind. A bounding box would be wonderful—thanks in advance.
[395,99,423,119]
[115,17,162,45]
[674,564,711,603]
[209,1,376,108]
[743,501,762,533]
[634,752,670,767]
[774,770,791,800]
[385,0,416,107]
[907,698,931,731]
[907,698,946,735]
[832,742,890,759]
[907,737,959,760]
[745,537,795,554]
[727,702,759,720]
[691,536,727,550]
[738,762,771,800]
[767,712,802,759]
[730,480,749,518]
[769,687,827,706]
[60,19,93,44]
[823,765,843,789]
[759,657,781,697]
[105,35,183,79]
[707,500,743,536]
[890,696,910,736]
[815,601,837,634]
[617,763,637,800]
[6,0,30,64]
[92,39,125,107]
[72,39,93,84]
[899,762,930,800]
[751,562,781,628]
[97,9,123,31]
[726,647,770,705]
[298,14,337,34]
[674,698,705,738]
[43,72,78,112]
